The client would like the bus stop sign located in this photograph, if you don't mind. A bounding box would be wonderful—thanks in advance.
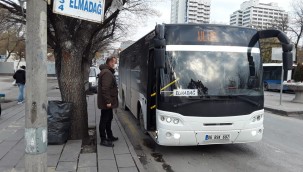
[53,0,105,23]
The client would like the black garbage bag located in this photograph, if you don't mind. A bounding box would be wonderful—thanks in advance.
[47,101,72,145]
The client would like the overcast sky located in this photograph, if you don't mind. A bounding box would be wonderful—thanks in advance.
[124,0,292,43]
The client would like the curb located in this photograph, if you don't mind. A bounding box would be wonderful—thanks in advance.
[264,107,303,116]
[114,113,146,172]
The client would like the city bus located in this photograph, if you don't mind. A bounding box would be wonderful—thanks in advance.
[263,63,296,91]
[119,24,293,146]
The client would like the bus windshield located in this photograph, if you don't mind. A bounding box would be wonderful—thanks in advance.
[160,50,262,97]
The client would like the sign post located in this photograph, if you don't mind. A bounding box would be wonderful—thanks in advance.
[272,47,295,105]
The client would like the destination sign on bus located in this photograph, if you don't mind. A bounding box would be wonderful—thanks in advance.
[197,30,218,42]
[165,25,259,47]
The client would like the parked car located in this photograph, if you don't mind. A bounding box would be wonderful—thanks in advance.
[89,67,100,93]
[114,71,119,85]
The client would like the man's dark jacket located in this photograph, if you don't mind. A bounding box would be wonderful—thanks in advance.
[97,64,118,109]
[13,69,26,84]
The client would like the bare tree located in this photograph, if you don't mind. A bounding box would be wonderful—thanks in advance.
[0,8,25,61]
[268,15,289,32]
[0,27,25,61]
[289,0,303,62]
[0,0,158,141]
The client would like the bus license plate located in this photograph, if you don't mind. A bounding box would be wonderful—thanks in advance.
[205,134,230,141]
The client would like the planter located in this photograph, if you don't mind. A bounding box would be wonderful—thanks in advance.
[283,82,303,103]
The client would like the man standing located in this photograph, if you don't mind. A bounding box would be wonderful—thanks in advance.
[13,65,26,104]
[97,57,118,147]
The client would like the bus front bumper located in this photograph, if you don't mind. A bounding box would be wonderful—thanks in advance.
[156,126,263,146]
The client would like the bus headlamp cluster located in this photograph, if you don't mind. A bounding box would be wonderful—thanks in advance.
[252,114,263,122]
[160,116,180,124]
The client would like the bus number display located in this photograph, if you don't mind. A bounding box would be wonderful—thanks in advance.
[197,31,218,42]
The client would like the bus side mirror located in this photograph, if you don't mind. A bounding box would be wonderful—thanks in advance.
[282,52,293,70]
[154,48,165,69]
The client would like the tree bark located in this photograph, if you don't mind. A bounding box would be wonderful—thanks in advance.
[55,47,89,141]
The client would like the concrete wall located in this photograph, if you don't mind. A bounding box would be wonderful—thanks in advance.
[47,62,56,76]
[0,62,14,75]
[0,62,56,76]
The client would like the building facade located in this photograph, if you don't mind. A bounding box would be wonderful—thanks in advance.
[230,0,288,29]
[171,0,211,24]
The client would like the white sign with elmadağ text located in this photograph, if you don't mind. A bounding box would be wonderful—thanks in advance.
[173,89,198,97]
[53,0,105,23]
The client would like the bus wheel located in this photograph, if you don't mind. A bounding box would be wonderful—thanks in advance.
[122,93,128,111]
[139,108,147,134]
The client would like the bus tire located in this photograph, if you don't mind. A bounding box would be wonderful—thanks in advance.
[122,92,129,111]
[138,107,147,134]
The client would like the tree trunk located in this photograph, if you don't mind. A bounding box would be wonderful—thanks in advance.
[55,47,89,141]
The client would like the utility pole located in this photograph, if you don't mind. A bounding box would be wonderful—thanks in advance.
[24,0,48,171]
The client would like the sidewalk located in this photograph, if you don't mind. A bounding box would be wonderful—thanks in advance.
[264,91,303,116]
[0,94,144,172]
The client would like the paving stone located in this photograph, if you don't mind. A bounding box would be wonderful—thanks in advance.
[113,140,129,155]
[115,154,136,168]
[15,154,24,168]
[119,167,139,172]
[98,159,118,172]
[0,167,12,172]
[59,140,82,162]
[0,139,25,168]
[77,167,98,172]
[47,145,64,155]
[0,108,25,131]
[0,105,24,123]
[6,129,24,141]
[47,154,60,167]
[13,168,25,172]
[0,140,19,160]
[47,167,56,172]
[56,161,77,171]
[0,128,18,141]
[97,145,114,160]
[78,153,97,168]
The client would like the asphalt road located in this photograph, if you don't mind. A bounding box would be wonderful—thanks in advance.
[115,108,303,172]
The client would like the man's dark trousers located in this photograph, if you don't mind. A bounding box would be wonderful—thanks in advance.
[99,109,113,141]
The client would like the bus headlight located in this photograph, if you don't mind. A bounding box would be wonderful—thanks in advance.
[166,117,172,123]
[251,114,263,123]
[160,116,165,121]
[174,133,181,139]
[160,116,181,125]
[173,119,179,124]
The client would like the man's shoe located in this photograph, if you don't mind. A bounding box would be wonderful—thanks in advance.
[108,136,118,142]
[100,140,114,147]
[17,102,22,105]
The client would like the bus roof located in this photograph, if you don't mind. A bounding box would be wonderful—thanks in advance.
[165,23,257,31]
